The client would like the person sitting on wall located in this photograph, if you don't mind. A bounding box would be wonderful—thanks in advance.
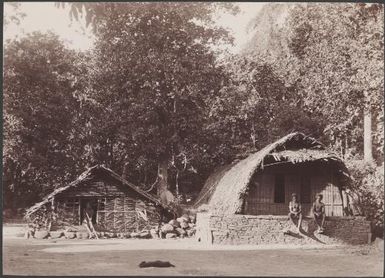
[288,193,303,233]
[312,193,326,234]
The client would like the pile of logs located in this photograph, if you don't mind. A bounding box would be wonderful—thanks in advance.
[158,214,196,239]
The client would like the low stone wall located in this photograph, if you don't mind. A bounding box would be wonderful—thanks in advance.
[196,213,371,245]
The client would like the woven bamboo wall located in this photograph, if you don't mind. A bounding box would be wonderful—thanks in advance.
[55,198,80,226]
[53,178,160,232]
[96,196,159,233]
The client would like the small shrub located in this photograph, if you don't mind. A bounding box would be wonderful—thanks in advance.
[346,160,384,237]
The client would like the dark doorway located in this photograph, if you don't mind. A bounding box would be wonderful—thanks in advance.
[300,176,311,203]
[80,199,97,224]
[274,174,285,203]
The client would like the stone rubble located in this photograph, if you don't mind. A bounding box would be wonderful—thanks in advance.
[23,213,197,240]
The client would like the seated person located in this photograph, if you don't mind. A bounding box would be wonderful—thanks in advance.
[312,193,326,233]
[288,193,303,232]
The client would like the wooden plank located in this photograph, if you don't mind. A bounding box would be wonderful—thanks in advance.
[260,174,265,203]
[78,198,81,225]
[269,174,275,203]
[113,198,117,229]
[85,212,99,239]
[330,169,334,216]
[104,198,107,226]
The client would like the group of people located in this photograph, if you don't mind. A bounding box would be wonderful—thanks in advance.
[287,193,325,234]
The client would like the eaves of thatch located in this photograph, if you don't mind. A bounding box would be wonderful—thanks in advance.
[25,165,166,219]
[267,149,342,165]
[194,132,349,215]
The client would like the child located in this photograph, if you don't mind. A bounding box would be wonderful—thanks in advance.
[312,193,326,233]
[288,193,303,232]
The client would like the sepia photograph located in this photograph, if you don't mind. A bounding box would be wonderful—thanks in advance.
[2,1,384,276]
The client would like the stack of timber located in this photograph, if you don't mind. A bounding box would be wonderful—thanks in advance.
[159,214,197,239]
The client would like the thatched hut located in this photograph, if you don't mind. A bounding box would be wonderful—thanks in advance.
[194,132,371,245]
[25,165,169,234]
[194,132,349,216]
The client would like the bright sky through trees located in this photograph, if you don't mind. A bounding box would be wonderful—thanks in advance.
[4,2,264,53]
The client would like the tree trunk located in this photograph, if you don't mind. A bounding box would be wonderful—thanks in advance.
[157,160,168,196]
[175,170,179,197]
[364,110,373,162]
[251,122,256,149]
[122,162,130,181]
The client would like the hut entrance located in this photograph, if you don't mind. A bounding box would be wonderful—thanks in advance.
[80,198,97,225]
[244,162,344,216]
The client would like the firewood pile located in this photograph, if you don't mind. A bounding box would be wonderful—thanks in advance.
[158,214,196,239]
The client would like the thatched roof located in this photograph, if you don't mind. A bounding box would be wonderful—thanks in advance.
[267,149,341,164]
[192,163,235,211]
[25,165,165,219]
[194,132,348,214]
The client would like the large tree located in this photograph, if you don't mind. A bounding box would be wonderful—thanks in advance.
[244,3,384,162]
[66,3,238,199]
[3,32,86,210]
[207,53,326,161]
[285,3,384,161]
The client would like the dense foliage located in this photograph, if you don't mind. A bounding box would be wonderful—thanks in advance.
[347,161,384,235]
[3,3,383,226]
[244,2,384,226]
[245,3,384,162]
[71,3,239,197]
[3,32,89,210]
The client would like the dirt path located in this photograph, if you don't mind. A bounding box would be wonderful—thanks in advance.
[3,237,383,276]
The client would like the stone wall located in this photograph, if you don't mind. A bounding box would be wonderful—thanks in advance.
[196,213,371,245]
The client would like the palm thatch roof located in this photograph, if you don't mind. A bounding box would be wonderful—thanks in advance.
[194,132,348,214]
[267,149,341,164]
[25,165,165,219]
[192,163,235,211]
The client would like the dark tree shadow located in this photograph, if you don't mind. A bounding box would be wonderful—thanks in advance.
[286,231,303,239]
[285,217,326,244]
[300,223,326,244]
[284,230,304,239]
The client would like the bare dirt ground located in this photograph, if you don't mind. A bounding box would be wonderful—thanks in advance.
[3,226,384,276]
